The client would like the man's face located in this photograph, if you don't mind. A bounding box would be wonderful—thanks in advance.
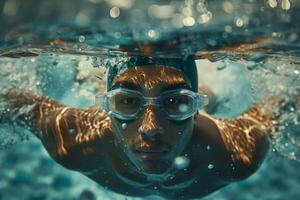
[110,66,194,174]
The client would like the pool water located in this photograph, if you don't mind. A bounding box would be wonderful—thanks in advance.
[1,0,300,199]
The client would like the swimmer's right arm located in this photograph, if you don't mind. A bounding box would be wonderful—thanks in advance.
[1,90,114,172]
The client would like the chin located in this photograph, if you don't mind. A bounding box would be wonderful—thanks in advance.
[139,159,172,175]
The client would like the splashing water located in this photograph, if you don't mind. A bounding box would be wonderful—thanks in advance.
[249,58,300,162]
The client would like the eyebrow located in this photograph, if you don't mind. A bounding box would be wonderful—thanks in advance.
[112,81,141,91]
[162,83,192,91]
[112,81,192,92]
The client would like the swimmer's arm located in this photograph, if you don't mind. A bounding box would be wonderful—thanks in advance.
[1,91,65,135]
[204,100,277,181]
[35,106,114,172]
[2,91,114,172]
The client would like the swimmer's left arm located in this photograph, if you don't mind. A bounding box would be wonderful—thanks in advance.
[204,99,278,181]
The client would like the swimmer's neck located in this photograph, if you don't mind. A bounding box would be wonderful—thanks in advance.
[113,160,179,186]
[144,171,176,183]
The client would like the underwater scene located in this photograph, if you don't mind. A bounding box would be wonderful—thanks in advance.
[0,0,300,199]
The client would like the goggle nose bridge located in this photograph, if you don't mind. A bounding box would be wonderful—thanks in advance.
[142,97,161,106]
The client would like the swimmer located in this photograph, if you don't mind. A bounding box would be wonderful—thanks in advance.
[1,56,283,199]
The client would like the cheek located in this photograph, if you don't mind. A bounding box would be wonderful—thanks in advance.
[163,118,194,139]
[112,117,136,132]
[111,118,140,141]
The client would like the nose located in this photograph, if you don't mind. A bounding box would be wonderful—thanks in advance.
[138,106,163,140]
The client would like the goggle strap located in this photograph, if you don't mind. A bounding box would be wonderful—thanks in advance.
[200,94,209,107]
[96,95,110,112]
[95,95,103,107]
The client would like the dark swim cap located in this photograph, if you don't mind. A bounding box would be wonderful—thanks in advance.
[106,56,198,92]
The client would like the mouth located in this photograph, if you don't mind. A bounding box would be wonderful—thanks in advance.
[134,146,170,160]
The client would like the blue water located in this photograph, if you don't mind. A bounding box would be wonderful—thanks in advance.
[1,0,300,199]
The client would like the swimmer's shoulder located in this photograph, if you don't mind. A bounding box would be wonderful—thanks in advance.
[193,111,269,181]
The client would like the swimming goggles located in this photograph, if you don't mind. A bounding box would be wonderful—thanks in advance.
[95,88,209,121]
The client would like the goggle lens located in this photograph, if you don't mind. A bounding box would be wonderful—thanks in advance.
[162,94,194,116]
[109,92,142,115]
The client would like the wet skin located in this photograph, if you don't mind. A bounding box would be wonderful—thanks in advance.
[3,66,273,199]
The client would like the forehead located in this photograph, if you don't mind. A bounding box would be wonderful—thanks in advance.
[112,66,192,91]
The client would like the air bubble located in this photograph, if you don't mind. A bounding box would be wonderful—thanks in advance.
[122,123,127,129]
[78,35,85,43]
[148,29,158,39]
[224,25,232,33]
[110,7,120,18]
[198,13,211,24]
[222,1,234,14]
[183,17,195,26]
[68,129,76,135]
[235,17,244,27]
[268,0,278,8]
[208,164,214,170]
[281,0,291,10]
[179,104,189,113]
[174,156,190,170]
